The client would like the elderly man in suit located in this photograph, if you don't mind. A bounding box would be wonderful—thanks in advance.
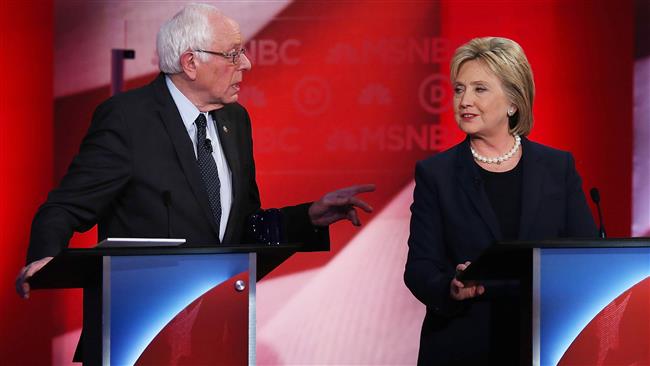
[16,3,374,298]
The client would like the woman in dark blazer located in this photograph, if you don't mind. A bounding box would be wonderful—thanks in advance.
[404,37,597,365]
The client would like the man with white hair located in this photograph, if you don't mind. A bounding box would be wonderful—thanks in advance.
[16,3,374,297]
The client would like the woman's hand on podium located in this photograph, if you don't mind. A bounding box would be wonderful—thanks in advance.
[15,256,53,299]
[450,261,485,301]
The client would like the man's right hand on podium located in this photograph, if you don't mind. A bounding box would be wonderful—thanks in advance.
[15,256,53,299]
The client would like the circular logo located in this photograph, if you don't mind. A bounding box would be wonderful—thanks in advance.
[293,76,331,116]
[418,74,452,115]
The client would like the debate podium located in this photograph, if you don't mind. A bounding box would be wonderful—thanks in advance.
[459,237,650,366]
[29,243,300,365]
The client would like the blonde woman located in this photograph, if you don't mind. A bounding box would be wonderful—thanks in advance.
[404,37,596,365]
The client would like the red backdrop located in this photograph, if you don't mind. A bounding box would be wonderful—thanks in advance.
[0,1,56,365]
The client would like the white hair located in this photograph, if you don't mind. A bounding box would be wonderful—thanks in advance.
[156,3,222,74]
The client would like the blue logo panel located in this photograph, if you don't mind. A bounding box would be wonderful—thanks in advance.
[540,247,650,365]
[108,254,249,366]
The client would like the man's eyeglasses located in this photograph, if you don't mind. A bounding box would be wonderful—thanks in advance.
[194,48,246,65]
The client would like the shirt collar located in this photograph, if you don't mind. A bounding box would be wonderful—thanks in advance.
[165,75,205,130]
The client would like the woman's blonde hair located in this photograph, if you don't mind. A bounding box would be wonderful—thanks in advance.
[450,37,535,136]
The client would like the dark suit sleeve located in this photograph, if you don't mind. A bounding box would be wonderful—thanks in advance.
[281,203,329,250]
[27,99,132,263]
[564,153,598,237]
[404,161,464,316]
[256,203,330,280]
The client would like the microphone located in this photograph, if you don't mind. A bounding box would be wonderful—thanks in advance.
[589,187,606,238]
[204,138,213,153]
[162,191,173,238]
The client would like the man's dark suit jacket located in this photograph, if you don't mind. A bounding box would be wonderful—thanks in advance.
[27,74,327,263]
[404,136,597,365]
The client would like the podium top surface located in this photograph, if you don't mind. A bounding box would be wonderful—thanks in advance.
[62,243,300,256]
[497,237,650,248]
[30,244,300,289]
[458,237,650,282]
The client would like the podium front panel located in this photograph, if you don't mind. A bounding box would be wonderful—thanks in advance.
[103,253,253,365]
[534,247,650,366]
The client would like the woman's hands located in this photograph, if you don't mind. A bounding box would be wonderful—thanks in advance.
[450,261,485,301]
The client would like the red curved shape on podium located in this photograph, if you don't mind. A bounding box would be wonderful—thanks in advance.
[135,271,250,365]
[559,277,650,366]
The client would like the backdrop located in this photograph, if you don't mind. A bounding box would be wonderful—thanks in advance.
[0,0,640,365]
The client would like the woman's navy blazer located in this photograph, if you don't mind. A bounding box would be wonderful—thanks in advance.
[405,136,597,364]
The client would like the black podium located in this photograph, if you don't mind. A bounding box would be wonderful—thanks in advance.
[30,243,301,365]
[459,237,650,366]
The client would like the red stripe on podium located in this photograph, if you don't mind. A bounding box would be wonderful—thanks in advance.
[135,271,250,365]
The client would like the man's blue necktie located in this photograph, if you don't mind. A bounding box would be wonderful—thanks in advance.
[195,113,221,240]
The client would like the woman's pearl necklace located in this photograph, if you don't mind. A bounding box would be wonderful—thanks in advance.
[470,134,521,164]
